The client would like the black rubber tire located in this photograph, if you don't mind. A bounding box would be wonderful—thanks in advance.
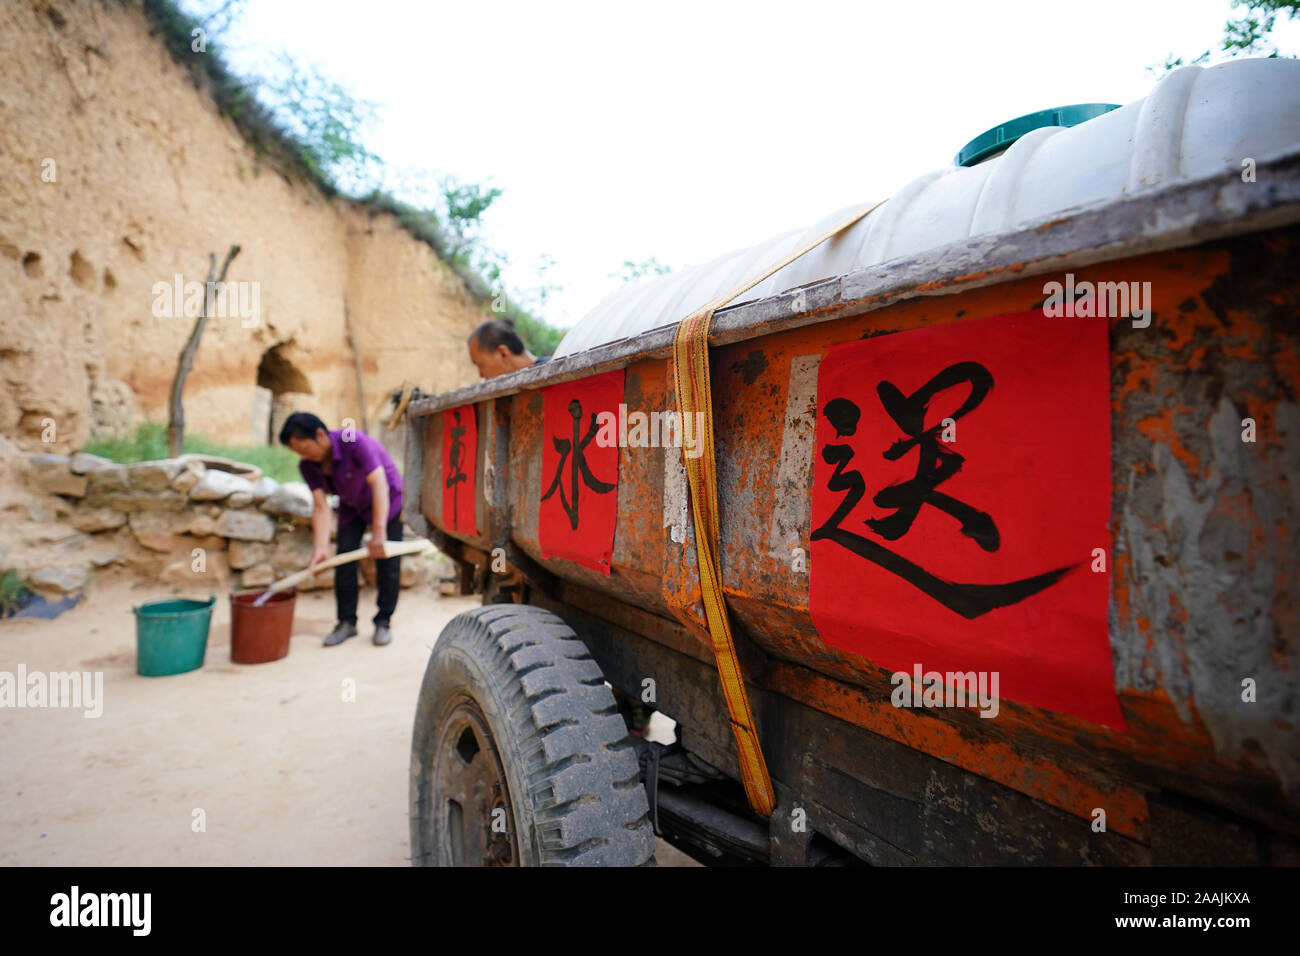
[410,604,656,866]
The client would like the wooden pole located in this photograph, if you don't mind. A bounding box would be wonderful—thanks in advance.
[167,245,240,458]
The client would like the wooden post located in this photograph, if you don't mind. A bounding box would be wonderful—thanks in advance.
[167,245,240,458]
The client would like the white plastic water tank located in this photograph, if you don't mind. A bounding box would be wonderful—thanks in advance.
[555,57,1300,358]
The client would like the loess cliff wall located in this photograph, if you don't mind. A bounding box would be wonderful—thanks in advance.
[0,0,488,456]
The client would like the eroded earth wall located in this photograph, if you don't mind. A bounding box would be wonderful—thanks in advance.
[0,0,487,454]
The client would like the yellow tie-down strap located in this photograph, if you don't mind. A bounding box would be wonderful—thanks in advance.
[670,201,883,817]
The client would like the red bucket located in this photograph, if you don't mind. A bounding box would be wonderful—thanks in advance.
[230,590,296,664]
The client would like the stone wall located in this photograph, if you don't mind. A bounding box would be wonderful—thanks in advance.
[0,0,488,456]
[5,450,444,605]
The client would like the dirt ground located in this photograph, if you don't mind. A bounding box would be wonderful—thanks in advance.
[0,572,698,866]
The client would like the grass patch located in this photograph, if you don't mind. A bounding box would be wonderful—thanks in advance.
[84,422,302,484]
[1,569,31,619]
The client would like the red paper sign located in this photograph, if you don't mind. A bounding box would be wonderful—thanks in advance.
[441,404,478,536]
[538,369,624,575]
[808,310,1122,728]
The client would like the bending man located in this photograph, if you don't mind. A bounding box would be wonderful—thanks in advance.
[279,412,405,647]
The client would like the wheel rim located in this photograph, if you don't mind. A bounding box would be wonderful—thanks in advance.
[430,696,519,866]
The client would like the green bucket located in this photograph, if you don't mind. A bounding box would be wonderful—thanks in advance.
[133,596,215,677]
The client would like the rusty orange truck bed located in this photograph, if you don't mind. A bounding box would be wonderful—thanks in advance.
[403,138,1300,866]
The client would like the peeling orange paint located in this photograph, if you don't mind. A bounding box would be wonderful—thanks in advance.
[1113,551,1132,624]
[1135,406,1202,475]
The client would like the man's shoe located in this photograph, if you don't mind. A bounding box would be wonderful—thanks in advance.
[372,623,392,646]
[323,622,358,647]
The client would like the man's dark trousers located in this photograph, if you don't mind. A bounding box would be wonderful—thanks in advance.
[336,516,403,626]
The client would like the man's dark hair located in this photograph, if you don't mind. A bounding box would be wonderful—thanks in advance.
[278,411,329,447]
[469,319,526,355]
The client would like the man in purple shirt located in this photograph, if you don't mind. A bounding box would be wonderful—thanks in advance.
[278,412,404,647]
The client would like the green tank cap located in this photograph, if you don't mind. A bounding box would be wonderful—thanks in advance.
[955,103,1122,167]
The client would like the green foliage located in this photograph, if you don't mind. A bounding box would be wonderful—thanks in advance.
[1224,0,1300,52]
[257,52,381,193]
[362,190,454,261]
[612,257,673,284]
[509,311,567,356]
[1150,0,1298,74]
[195,0,247,36]
[485,254,565,356]
[143,0,326,191]
[84,423,302,484]
[521,253,561,315]
[1150,51,1213,73]
[432,175,514,291]
[0,569,30,619]
[440,176,504,263]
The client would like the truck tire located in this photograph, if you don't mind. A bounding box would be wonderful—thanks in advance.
[410,604,656,866]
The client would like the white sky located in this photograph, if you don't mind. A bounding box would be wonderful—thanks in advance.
[192,0,1300,329]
